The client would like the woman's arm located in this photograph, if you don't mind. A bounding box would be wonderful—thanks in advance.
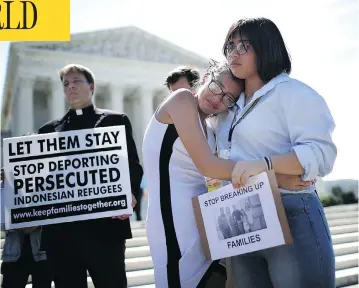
[232,82,337,188]
[230,152,304,188]
[282,82,337,180]
[276,174,311,190]
[163,89,236,180]
[271,152,304,175]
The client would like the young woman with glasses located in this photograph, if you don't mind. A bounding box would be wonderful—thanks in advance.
[142,60,244,288]
[211,17,337,288]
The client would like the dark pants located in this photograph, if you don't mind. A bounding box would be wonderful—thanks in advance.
[197,260,227,288]
[46,237,127,288]
[221,228,232,239]
[1,234,52,288]
[134,189,143,221]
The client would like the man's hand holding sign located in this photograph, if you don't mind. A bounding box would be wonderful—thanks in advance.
[113,193,137,220]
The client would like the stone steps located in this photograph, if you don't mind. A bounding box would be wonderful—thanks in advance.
[126,237,149,248]
[326,211,359,220]
[328,217,358,227]
[132,228,147,238]
[3,240,355,262]
[334,242,359,256]
[2,241,358,272]
[336,253,359,270]
[335,267,359,287]
[1,204,357,287]
[126,245,151,259]
[24,269,156,288]
[4,239,358,280]
[332,233,359,245]
[331,224,358,235]
[324,204,358,213]
[3,231,359,250]
[0,235,151,250]
[20,268,359,288]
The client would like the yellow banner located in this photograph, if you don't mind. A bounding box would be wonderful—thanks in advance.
[0,0,70,41]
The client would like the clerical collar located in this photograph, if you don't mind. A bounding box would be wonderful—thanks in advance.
[69,104,96,117]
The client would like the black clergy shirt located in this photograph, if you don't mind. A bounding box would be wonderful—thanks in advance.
[37,104,143,249]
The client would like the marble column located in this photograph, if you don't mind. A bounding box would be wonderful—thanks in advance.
[17,77,35,135]
[51,81,66,120]
[141,88,154,132]
[110,85,124,113]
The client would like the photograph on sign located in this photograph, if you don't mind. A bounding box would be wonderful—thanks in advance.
[2,126,133,229]
[193,171,292,261]
[215,194,267,241]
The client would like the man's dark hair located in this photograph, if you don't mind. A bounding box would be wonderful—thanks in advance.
[59,64,95,85]
[164,66,200,88]
[223,18,291,83]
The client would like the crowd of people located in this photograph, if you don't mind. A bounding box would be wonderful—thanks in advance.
[1,17,337,288]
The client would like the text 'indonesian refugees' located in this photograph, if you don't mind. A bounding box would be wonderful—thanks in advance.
[2,126,133,229]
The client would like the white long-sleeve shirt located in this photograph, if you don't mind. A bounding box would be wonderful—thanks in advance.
[207,73,337,194]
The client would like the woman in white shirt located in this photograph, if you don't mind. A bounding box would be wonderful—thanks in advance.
[213,17,337,288]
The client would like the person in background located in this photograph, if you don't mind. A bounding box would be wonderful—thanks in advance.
[164,65,200,92]
[232,205,244,235]
[240,209,250,233]
[218,207,232,239]
[134,176,147,221]
[1,137,53,288]
[1,168,4,231]
[226,207,239,237]
[244,202,254,231]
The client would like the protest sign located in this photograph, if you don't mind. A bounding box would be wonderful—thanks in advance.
[2,126,132,229]
[193,170,292,261]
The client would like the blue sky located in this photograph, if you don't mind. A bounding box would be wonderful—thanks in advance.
[0,0,358,181]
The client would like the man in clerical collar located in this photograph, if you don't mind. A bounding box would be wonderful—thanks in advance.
[38,64,143,288]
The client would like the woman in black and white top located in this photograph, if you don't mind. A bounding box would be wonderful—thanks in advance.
[142,61,244,288]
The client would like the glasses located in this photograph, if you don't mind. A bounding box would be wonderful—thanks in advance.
[225,40,250,57]
[208,72,236,108]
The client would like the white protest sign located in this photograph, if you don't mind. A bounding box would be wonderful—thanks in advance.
[193,171,292,260]
[2,126,133,229]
